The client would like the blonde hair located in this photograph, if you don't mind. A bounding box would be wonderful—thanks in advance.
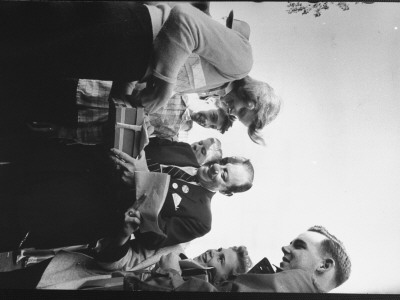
[234,76,281,145]
[232,245,253,275]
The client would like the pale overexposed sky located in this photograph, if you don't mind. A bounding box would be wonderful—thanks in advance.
[183,2,400,294]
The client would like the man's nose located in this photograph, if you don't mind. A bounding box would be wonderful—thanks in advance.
[210,164,220,178]
[282,245,290,255]
[220,99,230,111]
[210,249,216,258]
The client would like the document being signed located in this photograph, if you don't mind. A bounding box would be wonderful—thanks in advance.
[134,171,170,237]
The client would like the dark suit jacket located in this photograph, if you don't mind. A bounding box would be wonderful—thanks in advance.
[135,138,214,249]
[145,137,200,168]
[4,137,209,252]
[11,140,120,250]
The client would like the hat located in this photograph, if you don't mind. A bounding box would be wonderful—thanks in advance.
[226,10,250,40]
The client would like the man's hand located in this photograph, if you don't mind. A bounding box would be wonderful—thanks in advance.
[143,115,155,137]
[134,76,175,114]
[158,253,182,276]
[110,81,137,99]
[110,148,149,186]
[123,208,142,236]
[94,193,147,255]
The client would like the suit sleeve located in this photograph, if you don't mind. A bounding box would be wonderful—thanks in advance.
[159,214,211,248]
[94,239,131,264]
[135,215,211,250]
[95,239,160,271]
[95,243,135,271]
[151,3,253,84]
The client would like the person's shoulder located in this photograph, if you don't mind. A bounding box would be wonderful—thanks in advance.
[168,2,202,20]
[148,137,174,147]
[273,269,319,293]
[168,2,192,12]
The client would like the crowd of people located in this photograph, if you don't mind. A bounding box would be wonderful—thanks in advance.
[0,1,351,293]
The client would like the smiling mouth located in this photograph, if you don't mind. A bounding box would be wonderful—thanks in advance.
[206,166,214,179]
[202,251,210,263]
[199,116,206,126]
[193,114,205,124]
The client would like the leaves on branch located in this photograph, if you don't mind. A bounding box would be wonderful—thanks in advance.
[287,2,371,18]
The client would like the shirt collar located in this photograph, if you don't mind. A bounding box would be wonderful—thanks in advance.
[197,81,234,98]
[181,108,192,122]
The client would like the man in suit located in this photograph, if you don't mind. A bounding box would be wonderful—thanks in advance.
[125,225,351,293]
[0,135,222,252]
[110,148,254,250]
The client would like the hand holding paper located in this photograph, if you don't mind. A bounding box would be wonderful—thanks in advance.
[123,192,147,235]
[123,207,142,236]
[134,171,170,237]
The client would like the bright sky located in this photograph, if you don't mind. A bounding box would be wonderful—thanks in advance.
[183,2,400,294]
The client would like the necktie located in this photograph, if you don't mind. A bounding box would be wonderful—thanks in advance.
[147,158,162,172]
[161,166,198,183]
[146,159,198,183]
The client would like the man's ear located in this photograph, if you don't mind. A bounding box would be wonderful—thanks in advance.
[317,258,335,273]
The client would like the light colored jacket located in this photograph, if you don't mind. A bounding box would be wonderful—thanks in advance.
[36,244,184,289]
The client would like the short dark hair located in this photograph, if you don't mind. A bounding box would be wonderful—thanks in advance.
[233,76,281,145]
[219,156,254,195]
[231,245,253,275]
[218,107,237,134]
[308,225,351,288]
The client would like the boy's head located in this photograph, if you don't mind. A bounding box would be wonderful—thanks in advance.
[191,137,222,165]
[191,108,236,134]
[193,246,252,284]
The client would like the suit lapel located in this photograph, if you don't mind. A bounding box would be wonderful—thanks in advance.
[169,179,215,206]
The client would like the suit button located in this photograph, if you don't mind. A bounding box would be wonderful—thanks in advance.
[172,183,178,189]
[182,185,189,193]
